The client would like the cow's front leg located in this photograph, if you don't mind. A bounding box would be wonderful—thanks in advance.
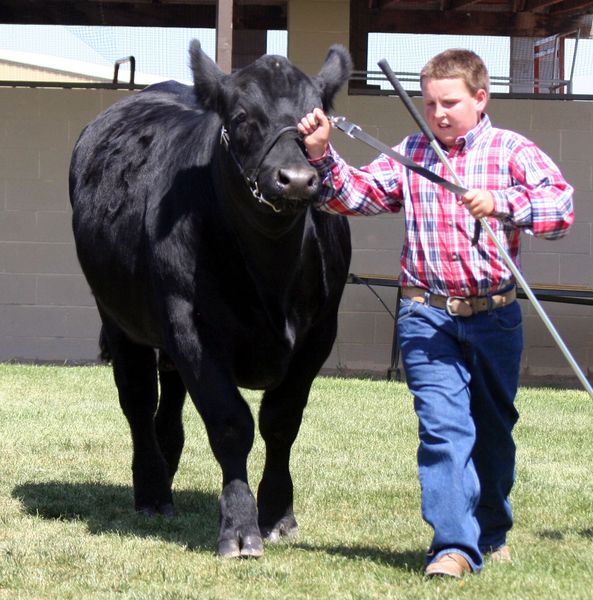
[178,353,263,558]
[256,324,338,544]
[217,479,263,558]
[201,394,263,557]
[256,382,311,542]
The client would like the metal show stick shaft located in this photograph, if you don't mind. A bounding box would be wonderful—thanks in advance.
[377,58,593,398]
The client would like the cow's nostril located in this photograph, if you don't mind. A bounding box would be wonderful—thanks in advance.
[277,168,319,195]
[278,170,291,186]
[306,174,318,189]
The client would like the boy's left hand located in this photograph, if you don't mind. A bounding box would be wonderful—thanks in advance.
[459,189,494,219]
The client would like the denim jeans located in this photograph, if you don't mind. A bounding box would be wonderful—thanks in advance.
[397,296,522,572]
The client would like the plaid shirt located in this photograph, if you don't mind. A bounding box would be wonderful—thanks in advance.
[311,114,574,297]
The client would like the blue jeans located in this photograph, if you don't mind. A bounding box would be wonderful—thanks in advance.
[397,296,522,572]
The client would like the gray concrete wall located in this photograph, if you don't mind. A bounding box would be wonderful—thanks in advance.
[1,86,592,380]
[324,95,593,379]
[288,0,593,381]
[1,0,592,379]
[0,88,132,362]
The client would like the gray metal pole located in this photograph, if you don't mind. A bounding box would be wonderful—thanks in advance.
[377,59,593,398]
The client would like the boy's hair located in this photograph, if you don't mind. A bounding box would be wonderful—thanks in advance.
[420,49,490,97]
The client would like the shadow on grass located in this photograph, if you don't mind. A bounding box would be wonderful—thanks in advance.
[12,481,428,570]
[12,480,219,552]
[294,541,426,573]
[538,528,593,541]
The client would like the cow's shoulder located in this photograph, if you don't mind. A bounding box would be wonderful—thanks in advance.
[78,77,218,173]
[142,80,200,110]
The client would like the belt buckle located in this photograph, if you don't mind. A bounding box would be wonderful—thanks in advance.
[445,296,470,317]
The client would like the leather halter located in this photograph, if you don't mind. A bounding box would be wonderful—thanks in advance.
[220,124,300,212]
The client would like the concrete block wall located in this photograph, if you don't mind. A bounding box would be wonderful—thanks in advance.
[0,88,132,362]
[288,0,350,72]
[1,88,591,379]
[1,0,592,380]
[287,0,593,380]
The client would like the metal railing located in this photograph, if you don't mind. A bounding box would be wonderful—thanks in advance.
[112,56,136,88]
[351,69,575,95]
[0,55,143,90]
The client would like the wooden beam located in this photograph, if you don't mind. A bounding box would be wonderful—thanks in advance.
[216,0,233,73]
[549,0,593,14]
[0,1,216,26]
[375,1,404,9]
[0,1,285,29]
[524,0,565,11]
[448,0,483,10]
[362,5,585,36]
[513,0,528,12]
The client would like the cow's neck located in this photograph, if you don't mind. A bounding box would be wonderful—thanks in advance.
[214,145,315,295]
[228,194,309,285]
[215,143,308,245]
[210,146,326,348]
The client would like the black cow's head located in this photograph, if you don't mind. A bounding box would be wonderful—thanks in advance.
[189,40,352,214]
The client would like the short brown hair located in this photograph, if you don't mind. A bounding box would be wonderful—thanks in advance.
[420,49,489,97]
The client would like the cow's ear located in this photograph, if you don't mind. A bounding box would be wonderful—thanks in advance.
[189,39,230,113]
[314,45,352,111]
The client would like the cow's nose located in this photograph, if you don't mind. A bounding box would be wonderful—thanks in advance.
[276,167,320,198]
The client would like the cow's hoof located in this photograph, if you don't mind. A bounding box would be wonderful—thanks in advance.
[137,505,158,517]
[159,502,176,517]
[218,535,264,559]
[260,516,298,543]
[136,502,176,517]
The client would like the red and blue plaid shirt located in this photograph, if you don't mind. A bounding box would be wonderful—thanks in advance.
[311,114,574,297]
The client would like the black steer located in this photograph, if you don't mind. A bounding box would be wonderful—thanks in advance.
[69,41,352,557]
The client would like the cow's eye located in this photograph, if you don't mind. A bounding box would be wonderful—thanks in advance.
[232,111,247,125]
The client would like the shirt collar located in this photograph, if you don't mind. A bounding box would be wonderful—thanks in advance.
[453,113,491,151]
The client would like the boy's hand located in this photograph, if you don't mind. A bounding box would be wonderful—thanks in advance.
[459,189,494,219]
[298,108,330,160]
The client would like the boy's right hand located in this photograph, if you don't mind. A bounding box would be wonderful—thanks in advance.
[297,108,330,160]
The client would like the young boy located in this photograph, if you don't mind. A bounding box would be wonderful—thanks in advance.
[298,49,574,577]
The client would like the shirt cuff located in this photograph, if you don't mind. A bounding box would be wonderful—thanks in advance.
[307,145,337,171]
[490,190,511,219]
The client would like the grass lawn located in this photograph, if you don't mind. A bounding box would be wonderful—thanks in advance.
[0,363,592,599]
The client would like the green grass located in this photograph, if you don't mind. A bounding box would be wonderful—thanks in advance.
[1,364,592,599]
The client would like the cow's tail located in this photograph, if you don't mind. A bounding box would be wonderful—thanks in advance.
[98,326,112,364]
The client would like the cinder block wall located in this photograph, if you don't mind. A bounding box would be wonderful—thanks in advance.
[290,0,593,380]
[1,0,592,380]
[0,88,132,362]
[1,86,592,379]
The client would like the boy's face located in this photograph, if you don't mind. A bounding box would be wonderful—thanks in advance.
[421,77,488,148]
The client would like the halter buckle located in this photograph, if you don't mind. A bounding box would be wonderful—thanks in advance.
[220,126,230,151]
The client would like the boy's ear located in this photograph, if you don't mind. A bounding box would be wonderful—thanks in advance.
[475,88,488,111]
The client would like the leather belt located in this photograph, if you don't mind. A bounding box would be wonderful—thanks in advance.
[402,286,517,317]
